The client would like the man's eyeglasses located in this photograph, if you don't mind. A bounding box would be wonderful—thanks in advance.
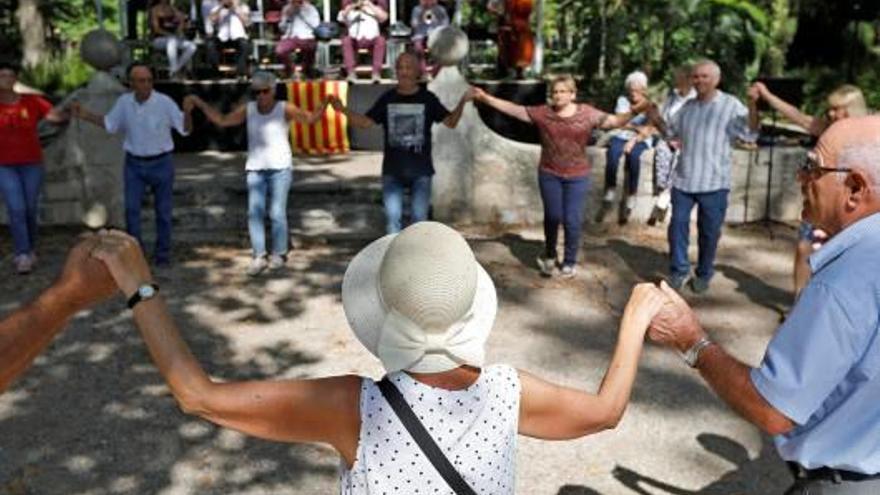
[252,87,272,96]
[799,154,851,178]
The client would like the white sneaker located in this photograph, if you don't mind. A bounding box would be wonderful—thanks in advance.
[560,264,577,278]
[14,254,33,274]
[268,254,285,270]
[246,257,268,276]
[536,256,556,276]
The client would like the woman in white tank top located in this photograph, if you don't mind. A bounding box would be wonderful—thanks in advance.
[96,221,671,494]
[186,71,328,276]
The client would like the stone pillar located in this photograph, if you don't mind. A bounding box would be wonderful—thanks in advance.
[41,72,126,227]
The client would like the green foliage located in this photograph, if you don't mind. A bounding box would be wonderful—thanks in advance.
[18,49,94,97]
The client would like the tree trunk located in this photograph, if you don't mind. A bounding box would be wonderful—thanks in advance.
[764,0,797,76]
[16,0,47,68]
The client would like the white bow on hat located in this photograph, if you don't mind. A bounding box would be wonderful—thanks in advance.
[377,307,485,373]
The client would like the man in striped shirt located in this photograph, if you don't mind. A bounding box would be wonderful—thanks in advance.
[665,59,759,293]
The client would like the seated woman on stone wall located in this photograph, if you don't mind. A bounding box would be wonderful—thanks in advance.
[89,221,669,494]
[149,0,197,78]
[595,71,657,226]
[471,75,660,278]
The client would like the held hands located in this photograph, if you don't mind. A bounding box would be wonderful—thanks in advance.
[470,86,488,103]
[326,95,345,112]
[647,281,705,352]
[620,283,670,334]
[182,95,197,113]
[90,230,155,299]
[748,82,767,102]
[53,234,118,311]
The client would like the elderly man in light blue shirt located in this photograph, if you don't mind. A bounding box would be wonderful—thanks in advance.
[665,59,759,293]
[649,115,880,494]
[72,64,192,266]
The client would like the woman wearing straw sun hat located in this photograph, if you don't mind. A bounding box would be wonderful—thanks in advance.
[91,221,668,493]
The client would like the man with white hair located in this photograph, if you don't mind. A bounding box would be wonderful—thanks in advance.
[649,116,880,494]
[664,60,758,293]
[597,70,656,225]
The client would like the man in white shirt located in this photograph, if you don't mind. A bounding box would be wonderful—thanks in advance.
[71,64,193,266]
[337,0,388,82]
[205,0,251,77]
[275,0,321,78]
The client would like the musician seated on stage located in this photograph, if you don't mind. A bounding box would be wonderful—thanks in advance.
[410,0,449,75]
[338,0,389,83]
[205,0,251,78]
[149,0,197,79]
[276,0,322,79]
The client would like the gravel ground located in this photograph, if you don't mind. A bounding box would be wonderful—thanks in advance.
[1,220,797,495]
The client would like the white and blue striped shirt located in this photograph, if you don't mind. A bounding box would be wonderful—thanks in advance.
[669,91,756,193]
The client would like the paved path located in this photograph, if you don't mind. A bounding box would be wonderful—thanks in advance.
[1,154,797,494]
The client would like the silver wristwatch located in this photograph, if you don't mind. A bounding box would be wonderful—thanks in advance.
[681,337,713,368]
[127,283,159,309]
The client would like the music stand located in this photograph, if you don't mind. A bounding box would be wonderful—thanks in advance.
[755,77,804,222]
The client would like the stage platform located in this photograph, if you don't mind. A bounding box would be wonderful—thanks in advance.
[157,78,547,153]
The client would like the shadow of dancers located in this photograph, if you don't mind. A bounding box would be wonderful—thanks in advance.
[612,433,790,494]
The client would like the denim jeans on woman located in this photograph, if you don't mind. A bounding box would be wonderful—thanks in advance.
[247,168,292,258]
[538,171,590,267]
[605,136,650,195]
[382,174,432,234]
[0,164,44,256]
[125,153,175,264]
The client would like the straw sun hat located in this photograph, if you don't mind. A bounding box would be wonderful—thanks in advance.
[342,222,497,374]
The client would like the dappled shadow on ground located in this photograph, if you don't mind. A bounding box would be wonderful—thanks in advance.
[611,433,789,494]
[554,433,789,494]
[715,263,792,318]
[0,232,348,494]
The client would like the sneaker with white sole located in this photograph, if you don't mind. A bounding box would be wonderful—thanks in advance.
[536,256,556,277]
[246,256,268,276]
[560,264,577,278]
[268,254,286,270]
[14,254,33,274]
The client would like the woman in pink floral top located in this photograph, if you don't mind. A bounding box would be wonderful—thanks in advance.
[473,75,651,278]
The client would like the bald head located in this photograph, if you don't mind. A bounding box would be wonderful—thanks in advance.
[816,116,880,174]
[803,116,880,234]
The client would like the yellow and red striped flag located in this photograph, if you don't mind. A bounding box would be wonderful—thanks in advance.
[287,80,350,155]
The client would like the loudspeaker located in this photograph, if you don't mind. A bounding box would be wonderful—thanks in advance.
[755,77,804,112]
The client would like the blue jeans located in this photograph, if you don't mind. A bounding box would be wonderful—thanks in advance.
[382,175,432,234]
[668,188,729,280]
[124,153,175,263]
[605,136,650,195]
[246,168,292,257]
[0,164,44,256]
[538,171,590,266]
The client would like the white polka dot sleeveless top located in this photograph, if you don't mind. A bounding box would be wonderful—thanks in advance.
[340,364,522,494]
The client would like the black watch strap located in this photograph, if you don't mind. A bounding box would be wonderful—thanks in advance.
[127,284,159,309]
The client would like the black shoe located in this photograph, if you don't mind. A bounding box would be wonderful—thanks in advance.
[594,200,613,224]
[618,204,632,225]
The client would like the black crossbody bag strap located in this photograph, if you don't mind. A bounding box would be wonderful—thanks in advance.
[377,377,478,495]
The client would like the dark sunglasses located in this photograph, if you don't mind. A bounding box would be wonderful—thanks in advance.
[252,87,272,96]
[799,153,852,178]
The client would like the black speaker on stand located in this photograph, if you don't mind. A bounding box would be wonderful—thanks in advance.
[754,77,804,223]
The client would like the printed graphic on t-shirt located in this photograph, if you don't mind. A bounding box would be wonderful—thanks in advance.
[387,103,425,152]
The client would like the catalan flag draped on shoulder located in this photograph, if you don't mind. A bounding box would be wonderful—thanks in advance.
[287,80,350,155]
